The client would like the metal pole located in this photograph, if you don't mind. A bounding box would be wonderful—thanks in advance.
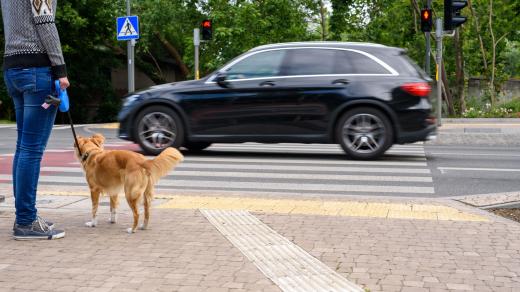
[435,18,443,127]
[424,0,432,76]
[126,0,135,93]
[194,28,200,80]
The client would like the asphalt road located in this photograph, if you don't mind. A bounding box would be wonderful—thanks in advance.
[0,124,518,198]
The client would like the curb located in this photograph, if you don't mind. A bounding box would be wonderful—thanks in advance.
[442,118,520,124]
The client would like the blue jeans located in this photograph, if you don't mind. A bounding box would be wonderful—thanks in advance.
[4,67,57,225]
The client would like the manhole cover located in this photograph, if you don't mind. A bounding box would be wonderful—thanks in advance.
[36,199,53,205]
[100,202,110,206]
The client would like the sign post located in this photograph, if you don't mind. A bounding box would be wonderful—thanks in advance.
[117,0,139,93]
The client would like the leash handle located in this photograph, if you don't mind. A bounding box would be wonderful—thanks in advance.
[55,80,70,112]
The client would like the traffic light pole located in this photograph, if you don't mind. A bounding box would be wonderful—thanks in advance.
[194,28,200,80]
[424,0,432,76]
[126,0,135,93]
[435,18,443,127]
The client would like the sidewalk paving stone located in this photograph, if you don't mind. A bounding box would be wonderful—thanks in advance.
[1,192,520,291]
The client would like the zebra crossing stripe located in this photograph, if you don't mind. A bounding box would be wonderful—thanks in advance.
[178,164,431,174]
[182,157,428,167]
[0,175,434,194]
[40,167,432,183]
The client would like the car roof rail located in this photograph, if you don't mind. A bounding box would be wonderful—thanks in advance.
[250,41,387,51]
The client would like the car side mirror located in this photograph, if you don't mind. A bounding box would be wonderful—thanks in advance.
[215,72,231,88]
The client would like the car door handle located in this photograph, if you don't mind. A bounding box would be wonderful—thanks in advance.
[259,81,276,87]
[332,79,350,85]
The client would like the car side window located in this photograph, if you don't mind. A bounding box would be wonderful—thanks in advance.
[335,50,390,74]
[225,50,286,80]
[282,49,336,76]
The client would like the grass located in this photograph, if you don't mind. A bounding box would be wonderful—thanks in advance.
[0,119,14,124]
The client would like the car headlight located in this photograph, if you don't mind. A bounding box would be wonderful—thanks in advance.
[123,94,140,107]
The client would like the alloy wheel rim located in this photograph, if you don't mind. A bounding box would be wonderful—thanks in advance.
[342,113,386,154]
[138,112,177,150]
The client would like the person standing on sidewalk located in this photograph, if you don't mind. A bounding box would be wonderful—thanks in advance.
[1,0,69,240]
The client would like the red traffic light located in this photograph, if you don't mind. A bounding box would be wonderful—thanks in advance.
[421,9,430,21]
[202,20,211,28]
[420,8,433,32]
[201,19,213,40]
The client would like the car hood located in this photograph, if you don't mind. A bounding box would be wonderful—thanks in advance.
[136,79,208,97]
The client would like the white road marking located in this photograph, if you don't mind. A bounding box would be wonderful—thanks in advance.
[40,167,433,183]
[438,167,520,174]
[0,174,434,194]
[202,210,364,292]
[174,164,431,174]
[184,156,428,167]
[429,152,520,157]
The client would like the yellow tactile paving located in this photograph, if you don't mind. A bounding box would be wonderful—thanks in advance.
[32,190,489,222]
[156,195,489,222]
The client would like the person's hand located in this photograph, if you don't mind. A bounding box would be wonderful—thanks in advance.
[59,77,70,90]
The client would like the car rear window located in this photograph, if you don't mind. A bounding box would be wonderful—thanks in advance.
[374,51,429,78]
[334,50,390,74]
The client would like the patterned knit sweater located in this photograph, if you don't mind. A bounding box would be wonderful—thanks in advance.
[1,0,67,78]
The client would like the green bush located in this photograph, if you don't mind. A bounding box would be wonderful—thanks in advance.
[462,99,519,118]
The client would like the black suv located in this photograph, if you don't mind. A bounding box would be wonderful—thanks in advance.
[118,42,436,159]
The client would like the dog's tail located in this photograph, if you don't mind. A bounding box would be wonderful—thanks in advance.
[142,147,184,183]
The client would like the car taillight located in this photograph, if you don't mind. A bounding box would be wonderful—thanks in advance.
[401,82,431,97]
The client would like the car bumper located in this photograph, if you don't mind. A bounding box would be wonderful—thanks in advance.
[117,108,134,142]
[396,124,436,144]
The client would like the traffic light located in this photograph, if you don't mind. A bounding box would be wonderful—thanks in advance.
[420,8,432,32]
[444,0,467,31]
[201,19,212,41]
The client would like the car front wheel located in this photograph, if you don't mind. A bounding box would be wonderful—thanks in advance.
[336,107,393,160]
[134,105,184,155]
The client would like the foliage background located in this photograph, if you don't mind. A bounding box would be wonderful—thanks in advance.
[0,0,518,122]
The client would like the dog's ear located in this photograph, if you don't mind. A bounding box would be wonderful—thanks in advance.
[90,134,105,148]
[75,137,85,148]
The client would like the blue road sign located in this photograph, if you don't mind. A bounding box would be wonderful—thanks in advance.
[117,16,139,41]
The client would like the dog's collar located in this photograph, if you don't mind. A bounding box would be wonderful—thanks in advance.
[81,151,91,163]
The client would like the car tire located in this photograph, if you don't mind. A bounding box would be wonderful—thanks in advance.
[183,142,212,152]
[336,107,393,160]
[134,105,184,155]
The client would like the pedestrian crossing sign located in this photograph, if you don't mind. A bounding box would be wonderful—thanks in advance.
[117,16,139,41]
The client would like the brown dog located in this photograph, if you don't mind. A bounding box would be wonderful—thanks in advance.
[74,134,184,233]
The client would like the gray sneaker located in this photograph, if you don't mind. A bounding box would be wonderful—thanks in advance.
[13,217,65,240]
[13,216,54,231]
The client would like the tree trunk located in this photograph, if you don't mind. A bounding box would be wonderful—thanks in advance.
[454,29,466,113]
[411,0,418,33]
[467,0,488,72]
[319,1,327,40]
[154,32,190,80]
[441,63,455,116]
[489,0,496,105]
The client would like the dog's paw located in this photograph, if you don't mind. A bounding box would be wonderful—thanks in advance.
[139,224,148,230]
[85,221,97,227]
[107,216,117,224]
[126,228,135,234]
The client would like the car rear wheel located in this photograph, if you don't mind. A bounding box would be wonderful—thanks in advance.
[134,106,184,155]
[336,107,393,160]
[183,142,212,152]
